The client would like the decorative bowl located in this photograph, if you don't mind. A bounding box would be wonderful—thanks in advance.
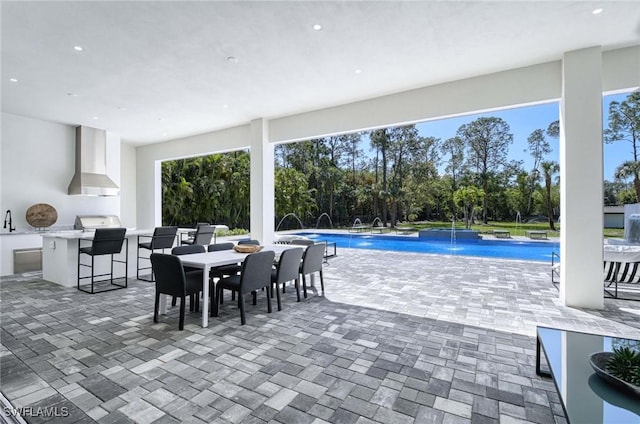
[26,203,57,228]
[589,352,640,399]
[233,244,263,253]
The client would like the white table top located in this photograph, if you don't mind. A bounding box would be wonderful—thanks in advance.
[179,244,303,268]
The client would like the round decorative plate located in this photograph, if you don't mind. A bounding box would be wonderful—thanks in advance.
[589,352,640,399]
[26,203,58,228]
[233,244,263,253]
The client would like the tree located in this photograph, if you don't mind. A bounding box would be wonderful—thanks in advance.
[453,185,485,229]
[440,136,464,214]
[161,152,251,229]
[605,92,640,200]
[370,129,390,226]
[614,160,640,202]
[541,161,559,230]
[458,117,513,223]
[525,129,551,215]
[386,125,424,226]
[604,180,634,206]
[274,167,316,224]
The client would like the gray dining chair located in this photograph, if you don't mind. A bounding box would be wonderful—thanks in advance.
[150,253,202,330]
[300,243,325,298]
[208,242,240,303]
[181,224,215,246]
[271,247,305,309]
[238,239,260,245]
[213,250,275,324]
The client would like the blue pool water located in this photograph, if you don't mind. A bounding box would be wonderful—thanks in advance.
[296,232,557,262]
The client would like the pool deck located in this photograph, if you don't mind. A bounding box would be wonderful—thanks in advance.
[5,241,636,424]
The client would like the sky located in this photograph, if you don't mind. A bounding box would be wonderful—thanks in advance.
[414,91,633,181]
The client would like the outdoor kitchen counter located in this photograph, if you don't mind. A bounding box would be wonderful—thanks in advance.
[42,229,154,288]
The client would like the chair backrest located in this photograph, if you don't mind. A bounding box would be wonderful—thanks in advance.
[151,226,178,249]
[172,245,205,256]
[193,225,215,245]
[208,242,235,252]
[291,239,314,246]
[238,239,260,245]
[239,250,275,294]
[150,253,186,297]
[275,248,304,284]
[90,228,127,255]
[301,243,325,275]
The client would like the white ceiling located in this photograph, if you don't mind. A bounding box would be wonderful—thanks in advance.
[2,1,639,145]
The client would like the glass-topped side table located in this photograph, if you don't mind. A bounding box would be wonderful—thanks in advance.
[536,326,640,423]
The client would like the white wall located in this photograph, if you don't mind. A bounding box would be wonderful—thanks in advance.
[0,113,122,230]
[0,113,135,275]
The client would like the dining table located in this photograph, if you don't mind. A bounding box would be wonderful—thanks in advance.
[159,244,305,327]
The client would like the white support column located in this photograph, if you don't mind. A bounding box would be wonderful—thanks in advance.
[249,119,275,244]
[560,47,604,309]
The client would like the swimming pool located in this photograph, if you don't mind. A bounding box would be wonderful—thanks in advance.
[296,232,557,262]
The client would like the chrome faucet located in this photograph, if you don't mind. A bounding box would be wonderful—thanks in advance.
[3,210,15,232]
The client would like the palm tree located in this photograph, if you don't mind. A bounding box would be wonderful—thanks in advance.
[541,161,559,230]
[614,160,640,202]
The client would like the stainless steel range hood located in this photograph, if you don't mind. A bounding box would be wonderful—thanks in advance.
[68,126,119,196]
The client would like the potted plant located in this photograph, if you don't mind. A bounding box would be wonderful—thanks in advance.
[589,341,640,398]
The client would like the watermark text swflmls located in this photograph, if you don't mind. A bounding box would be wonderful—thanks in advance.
[3,406,69,418]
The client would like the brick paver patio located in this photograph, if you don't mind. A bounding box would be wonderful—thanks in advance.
[2,247,640,423]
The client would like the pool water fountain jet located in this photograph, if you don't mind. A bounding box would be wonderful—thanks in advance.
[275,213,305,232]
[515,211,522,237]
[450,217,456,254]
[371,217,383,229]
[315,213,333,229]
[347,218,366,248]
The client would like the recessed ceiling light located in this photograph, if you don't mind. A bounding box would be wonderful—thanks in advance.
[117,106,127,111]
[354,69,362,74]
[223,104,229,109]
[74,45,84,51]
[9,78,18,82]
[227,56,238,63]
[67,93,78,97]
[92,116,99,120]
[592,8,603,14]
[162,132,167,137]
[312,24,323,31]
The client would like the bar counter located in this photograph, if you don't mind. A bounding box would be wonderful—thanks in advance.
[42,229,152,288]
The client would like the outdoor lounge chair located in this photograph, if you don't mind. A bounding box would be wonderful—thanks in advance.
[553,249,640,300]
[349,223,370,233]
[603,258,640,299]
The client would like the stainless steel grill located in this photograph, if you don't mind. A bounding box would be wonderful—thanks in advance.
[74,215,121,230]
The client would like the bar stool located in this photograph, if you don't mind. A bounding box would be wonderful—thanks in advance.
[180,224,215,246]
[137,226,178,281]
[77,228,128,294]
